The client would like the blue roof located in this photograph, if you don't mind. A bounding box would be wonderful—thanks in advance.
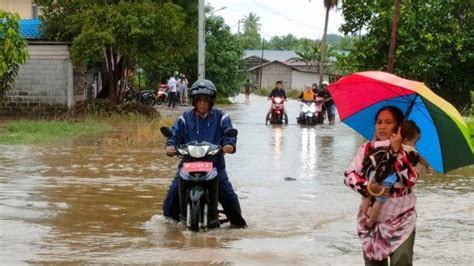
[20,19,43,39]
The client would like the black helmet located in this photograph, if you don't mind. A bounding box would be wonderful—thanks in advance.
[189,79,217,106]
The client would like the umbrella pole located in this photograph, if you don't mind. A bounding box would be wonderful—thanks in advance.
[404,94,419,119]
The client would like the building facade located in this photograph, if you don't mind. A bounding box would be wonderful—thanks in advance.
[0,0,41,19]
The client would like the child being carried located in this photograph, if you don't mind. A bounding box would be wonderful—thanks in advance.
[359,120,431,228]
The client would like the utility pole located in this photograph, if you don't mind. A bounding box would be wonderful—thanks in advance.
[237,19,241,36]
[198,0,205,79]
[259,38,265,89]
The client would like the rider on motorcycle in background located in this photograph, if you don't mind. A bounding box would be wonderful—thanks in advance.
[162,79,247,228]
[298,84,316,102]
[318,81,336,124]
[297,84,317,122]
[266,80,288,124]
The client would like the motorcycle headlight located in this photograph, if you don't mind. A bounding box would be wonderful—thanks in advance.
[274,97,282,104]
[302,104,309,113]
[188,145,209,158]
[309,103,316,112]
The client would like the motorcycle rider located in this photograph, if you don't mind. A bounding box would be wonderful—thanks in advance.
[266,80,288,124]
[318,81,336,124]
[297,84,317,122]
[163,79,247,228]
[298,84,316,102]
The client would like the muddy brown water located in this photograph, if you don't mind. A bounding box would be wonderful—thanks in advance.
[1,94,473,264]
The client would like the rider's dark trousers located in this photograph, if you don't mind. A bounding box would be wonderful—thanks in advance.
[163,169,247,226]
[168,91,177,107]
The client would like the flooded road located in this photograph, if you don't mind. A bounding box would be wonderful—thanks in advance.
[1,94,473,265]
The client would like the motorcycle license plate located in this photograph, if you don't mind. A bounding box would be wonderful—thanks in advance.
[183,162,213,172]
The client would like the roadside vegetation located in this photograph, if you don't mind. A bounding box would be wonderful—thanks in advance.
[469,91,474,139]
[253,88,302,100]
[0,117,109,144]
[0,100,173,145]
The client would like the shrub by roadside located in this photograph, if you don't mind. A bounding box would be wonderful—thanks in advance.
[63,99,160,120]
[253,88,301,100]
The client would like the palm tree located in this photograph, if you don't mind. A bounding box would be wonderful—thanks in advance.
[319,0,339,85]
[241,12,262,49]
[242,12,261,34]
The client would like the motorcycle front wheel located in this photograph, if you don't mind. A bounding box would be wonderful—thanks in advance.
[156,97,164,105]
[142,96,156,106]
[189,200,201,231]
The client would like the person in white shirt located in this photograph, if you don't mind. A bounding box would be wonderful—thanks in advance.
[167,74,177,108]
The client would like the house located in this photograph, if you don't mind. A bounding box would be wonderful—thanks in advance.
[0,0,41,19]
[243,49,338,89]
[1,18,92,114]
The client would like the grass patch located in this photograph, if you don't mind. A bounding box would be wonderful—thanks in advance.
[0,116,110,145]
[215,96,233,105]
[104,117,174,146]
[469,116,474,140]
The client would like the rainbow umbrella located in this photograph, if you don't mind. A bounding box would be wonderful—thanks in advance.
[328,71,474,173]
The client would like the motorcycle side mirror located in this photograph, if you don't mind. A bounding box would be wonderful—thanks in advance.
[160,127,173,138]
[223,128,238,138]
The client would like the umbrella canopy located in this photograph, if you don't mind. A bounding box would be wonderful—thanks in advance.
[328,71,474,173]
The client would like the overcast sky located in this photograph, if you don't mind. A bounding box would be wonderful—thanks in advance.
[206,0,345,40]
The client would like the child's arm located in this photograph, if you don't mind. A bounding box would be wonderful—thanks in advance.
[418,154,433,174]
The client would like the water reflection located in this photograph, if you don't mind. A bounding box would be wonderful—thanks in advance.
[272,126,284,160]
[300,128,317,171]
[316,135,334,170]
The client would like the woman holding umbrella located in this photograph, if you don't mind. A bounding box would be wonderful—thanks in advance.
[345,106,419,265]
[330,71,474,265]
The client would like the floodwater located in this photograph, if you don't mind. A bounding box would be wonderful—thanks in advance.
[1,94,473,265]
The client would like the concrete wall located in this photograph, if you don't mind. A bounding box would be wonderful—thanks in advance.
[291,71,329,89]
[0,0,38,19]
[254,62,293,89]
[2,44,76,114]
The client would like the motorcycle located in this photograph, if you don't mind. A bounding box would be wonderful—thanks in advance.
[160,127,238,232]
[266,96,288,125]
[123,85,156,106]
[297,97,325,125]
[297,100,317,125]
[156,85,169,105]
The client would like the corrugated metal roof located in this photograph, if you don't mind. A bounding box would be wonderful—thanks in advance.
[20,19,43,39]
[244,49,297,62]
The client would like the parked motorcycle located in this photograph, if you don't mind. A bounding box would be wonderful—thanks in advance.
[156,84,169,105]
[160,127,238,232]
[266,97,288,125]
[297,97,325,125]
[123,85,156,106]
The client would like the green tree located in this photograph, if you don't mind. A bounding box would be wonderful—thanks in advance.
[0,11,29,110]
[340,0,474,110]
[240,12,262,49]
[291,40,322,73]
[290,40,337,73]
[35,0,191,104]
[205,16,245,97]
[266,34,301,50]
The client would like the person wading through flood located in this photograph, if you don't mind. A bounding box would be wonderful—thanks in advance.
[344,106,419,265]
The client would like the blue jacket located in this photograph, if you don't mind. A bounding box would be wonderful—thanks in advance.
[166,108,237,170]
